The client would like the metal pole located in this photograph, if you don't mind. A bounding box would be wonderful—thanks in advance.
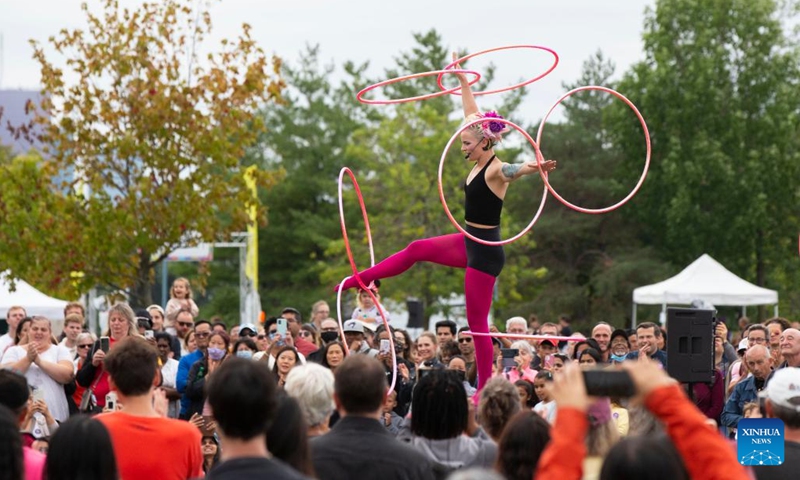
[161,261,169,308]
[631,303,637,329]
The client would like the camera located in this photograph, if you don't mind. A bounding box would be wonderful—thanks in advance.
[582,369,636,397]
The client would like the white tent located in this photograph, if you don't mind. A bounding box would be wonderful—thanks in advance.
[632,254,779,326]
[1,273,68,322]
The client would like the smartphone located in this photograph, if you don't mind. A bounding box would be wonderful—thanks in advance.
[277,318,287,336]
[544,354,555,370]
[32,387,45,403]
[100,336,110,353]
[501,348,519,369]
[379,339,391,355]
[105,392,118,410]
[144,330,154,340]
[583,369,636,397]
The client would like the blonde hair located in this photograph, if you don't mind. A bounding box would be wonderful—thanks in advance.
[104,303,139,338]
[170,277,193,300]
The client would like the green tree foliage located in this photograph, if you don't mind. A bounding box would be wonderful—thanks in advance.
[612,0,800,318]
[241,46,371,314]
[0,0,285,306]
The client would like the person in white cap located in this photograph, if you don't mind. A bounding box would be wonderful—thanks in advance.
[342,320,378,358]
[753,367,800,479]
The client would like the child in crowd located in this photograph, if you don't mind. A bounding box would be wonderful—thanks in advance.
[532,370,557,424]
[515,379,537,410]
[382,390,403,436]
[165,277,200,329]
[743,402,762,419]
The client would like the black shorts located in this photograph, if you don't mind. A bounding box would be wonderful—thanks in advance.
[464,225,505,277]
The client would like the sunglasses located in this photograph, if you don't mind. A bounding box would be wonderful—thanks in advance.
[239,331,256,338]
[458,338,473,343]
[178,321,194,327]
[299,331,312,338]
[78,344,93,349]
[257,335,266,340]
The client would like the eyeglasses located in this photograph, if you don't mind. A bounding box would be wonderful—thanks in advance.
[748,337,767,344]
[194,331,210,338]
[78,344,93,349]
[458,338,473,343]
[178,322,194,327]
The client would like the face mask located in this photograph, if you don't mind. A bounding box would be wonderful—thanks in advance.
[320,331,339,344]
[394,343,404,354]
[208,347,226,361]
[236,350,253,360]
[610,354,627,363]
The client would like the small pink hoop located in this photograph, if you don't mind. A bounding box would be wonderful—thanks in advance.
[336,167,397,392]
[536,86,651,214]
[438,116,548,246]
[356,69,481,105]
[438,45,559,97]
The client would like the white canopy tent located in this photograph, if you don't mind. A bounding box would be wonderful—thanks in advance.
[1,273,68,326]
[631,254,779,327]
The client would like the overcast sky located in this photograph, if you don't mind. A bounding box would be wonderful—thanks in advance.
[0,0,655,121]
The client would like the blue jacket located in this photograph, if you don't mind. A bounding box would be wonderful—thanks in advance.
[177,349,203,416]
[625,349,668,368]
[720,375,758,428]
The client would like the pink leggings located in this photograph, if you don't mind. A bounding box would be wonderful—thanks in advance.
[340,234,497,391]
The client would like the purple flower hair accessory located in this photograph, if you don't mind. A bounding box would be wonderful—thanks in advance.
[479,111,509,141]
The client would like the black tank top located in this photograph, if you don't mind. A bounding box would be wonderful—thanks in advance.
[464,155,503,225]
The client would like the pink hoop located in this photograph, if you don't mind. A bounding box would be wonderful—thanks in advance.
[463,331,586,342]
[336,167,397,392]
[438,45,559,97]
[536,86,651,214]
[356,69,481,105]
[438,117,548,246]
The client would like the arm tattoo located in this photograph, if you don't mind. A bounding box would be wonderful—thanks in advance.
[501,163,522,179]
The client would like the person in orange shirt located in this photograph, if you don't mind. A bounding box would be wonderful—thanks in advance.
[98,337,203,480]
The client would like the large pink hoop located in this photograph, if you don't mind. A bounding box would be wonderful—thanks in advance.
[438,117,548,246]
[336,167,397,392]
[536,86,651,214]
[438,45,559,97]
[356,69,481,105]
[463,331,586,342]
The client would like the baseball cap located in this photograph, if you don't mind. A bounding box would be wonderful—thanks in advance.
[759,368,800,412]
[239,323,258,336]
[134,309,153,329]
[737,339,748,353]
[610,329,629,346]
[343,320,365,334]
[539,337,558,348]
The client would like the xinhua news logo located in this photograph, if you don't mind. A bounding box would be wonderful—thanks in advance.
[738,418,785,466]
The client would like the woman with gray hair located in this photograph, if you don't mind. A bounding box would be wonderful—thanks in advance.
[501,341,537,384]
[284,362,335,437]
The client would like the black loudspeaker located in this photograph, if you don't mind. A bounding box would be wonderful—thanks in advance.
[406,298,425,329]
[666,307,715,383]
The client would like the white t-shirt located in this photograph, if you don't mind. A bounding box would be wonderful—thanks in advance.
[533,400,557,425]
[2,344,72,422]
[161,358,180,418]
[0,334,13,357]
[351,305,392,325]
[59,338,77,361]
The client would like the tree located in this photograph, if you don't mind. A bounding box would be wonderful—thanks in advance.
[236,46,372,315]
[611,0,800,318]
[0,0,285,306]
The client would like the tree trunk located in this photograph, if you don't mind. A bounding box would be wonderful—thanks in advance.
[131,250,154,309]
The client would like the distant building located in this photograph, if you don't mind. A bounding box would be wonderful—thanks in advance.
[0,89,44,153]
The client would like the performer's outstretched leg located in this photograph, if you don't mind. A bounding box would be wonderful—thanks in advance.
[338,233,467,291]
[465,267,496,392]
